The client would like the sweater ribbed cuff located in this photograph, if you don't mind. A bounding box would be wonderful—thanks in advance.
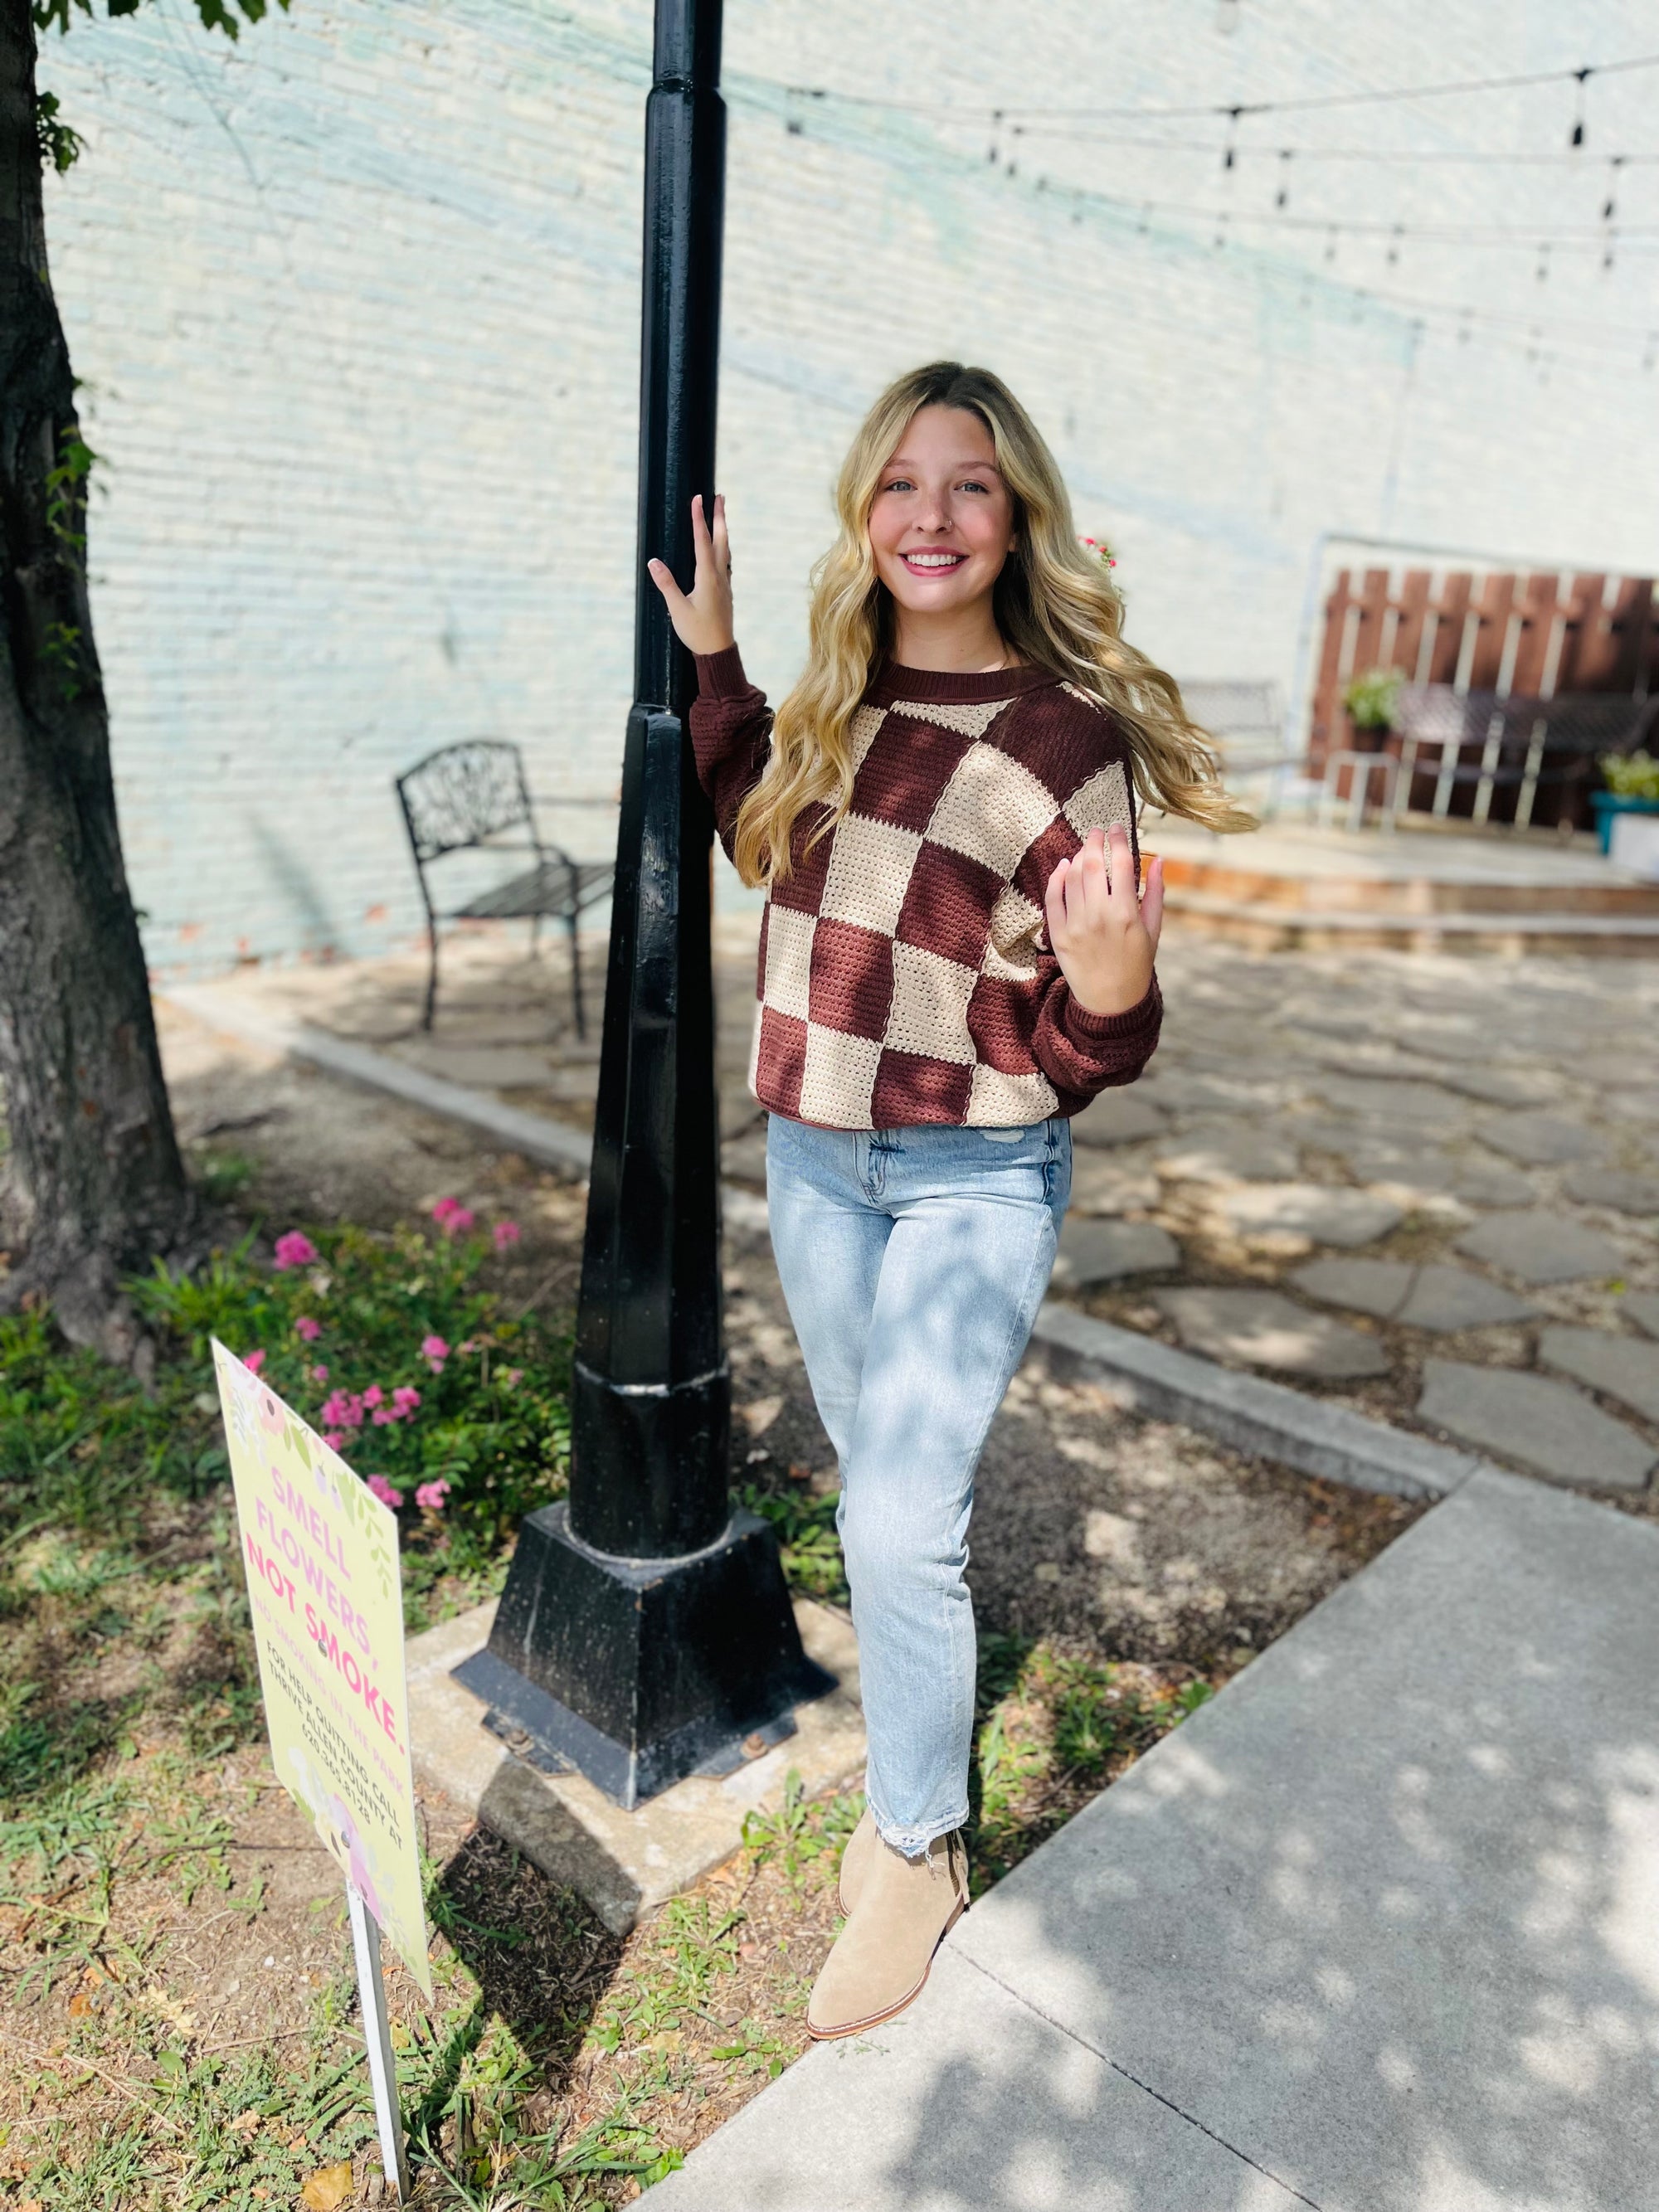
[693,644,750,700]
[1062,975,1160,1045]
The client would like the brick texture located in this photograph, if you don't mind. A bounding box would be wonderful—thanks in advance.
[36,0,1659,975]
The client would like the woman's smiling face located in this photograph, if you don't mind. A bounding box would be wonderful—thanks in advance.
[868,403,1018,621]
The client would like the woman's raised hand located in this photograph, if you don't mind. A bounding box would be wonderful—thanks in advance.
[647,493,735,658]
[1044,825,1164,1018]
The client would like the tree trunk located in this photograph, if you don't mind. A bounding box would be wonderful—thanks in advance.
[0,0,189,1362]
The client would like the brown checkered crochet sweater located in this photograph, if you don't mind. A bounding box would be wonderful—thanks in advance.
[691,645,1162,1130]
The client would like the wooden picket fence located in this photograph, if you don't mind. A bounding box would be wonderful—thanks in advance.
[1311,566,1659,828]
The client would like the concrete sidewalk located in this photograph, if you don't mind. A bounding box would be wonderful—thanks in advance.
[650,1467,1659,2212]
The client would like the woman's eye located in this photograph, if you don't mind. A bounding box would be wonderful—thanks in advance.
[959,479,989,494]
[882,479,913,494]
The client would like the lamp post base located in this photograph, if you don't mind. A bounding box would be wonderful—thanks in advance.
[451,1503,836,1809]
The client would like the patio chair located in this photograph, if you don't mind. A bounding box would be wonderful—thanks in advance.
[1175,679,1311,819]
[395,740,614,1037]
[1389,687,1659,831]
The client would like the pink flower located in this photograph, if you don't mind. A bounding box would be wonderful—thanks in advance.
[323,1430,346,1451]
[431,1196,462,1223]
[273,1231,319,1271]
[362,1384,384,1409]
[392,1385,422,1417]
[415,1479,450,1512]
[321,1388,364,1432]
[371,1407,395,1426]
[421,1334,450,1373]
[493,1220,521,1251]
[294,1315,322,1342]
[445,1208,474,1237]
[502,1367,523,1387]
[458,1338,480,1354]
[242,1349,266,1376]
[366,1475,404,1510]
[310,1364,329,1384]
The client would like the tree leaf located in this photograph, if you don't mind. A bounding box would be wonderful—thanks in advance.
[299,2164,354,2211]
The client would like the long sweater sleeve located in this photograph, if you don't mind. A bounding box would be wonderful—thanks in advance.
[1033,970,1163,1099]
[689,645,771,865]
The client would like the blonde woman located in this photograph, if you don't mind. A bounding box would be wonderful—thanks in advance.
[649,361,1246,2041]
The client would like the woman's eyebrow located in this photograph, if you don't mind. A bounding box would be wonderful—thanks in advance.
[882,455,1003,474]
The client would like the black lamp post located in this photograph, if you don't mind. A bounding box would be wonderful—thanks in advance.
[455,0,831,1809]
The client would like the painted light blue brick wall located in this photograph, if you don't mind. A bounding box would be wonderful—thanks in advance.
[38,0,1659,975]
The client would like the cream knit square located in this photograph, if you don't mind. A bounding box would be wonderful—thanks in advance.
[883,941,980,1065]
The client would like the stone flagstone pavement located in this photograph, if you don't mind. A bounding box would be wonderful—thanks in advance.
[165,914,1659,1508]
[648,1467,1659,2212]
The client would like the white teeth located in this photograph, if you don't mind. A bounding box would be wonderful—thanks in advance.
[907,553,964,567]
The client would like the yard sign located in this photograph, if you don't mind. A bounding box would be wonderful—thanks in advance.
[212,1341,430,2195]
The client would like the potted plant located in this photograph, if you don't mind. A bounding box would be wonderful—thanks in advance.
[1342,666,1402,751]
[1592,749,1659,853]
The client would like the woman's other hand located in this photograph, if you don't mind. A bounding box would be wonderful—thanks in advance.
[1044,826,1164,1017]
[647,493,735,657]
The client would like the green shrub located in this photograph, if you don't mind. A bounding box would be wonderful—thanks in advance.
[1,1205,571,1560]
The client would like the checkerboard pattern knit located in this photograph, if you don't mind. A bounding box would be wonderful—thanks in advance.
[691,646,1162,1130]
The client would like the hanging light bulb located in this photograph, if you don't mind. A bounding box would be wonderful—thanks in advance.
[1569,66,1590,149]
[1222,105,1243,171]
[1603,153,1623,270]
[1276,148,1292,209]
[987,107,1002,164]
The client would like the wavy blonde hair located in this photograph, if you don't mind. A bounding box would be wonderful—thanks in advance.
[732,361,1253,887]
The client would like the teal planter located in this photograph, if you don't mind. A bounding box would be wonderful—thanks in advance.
[1590,790,1659,854]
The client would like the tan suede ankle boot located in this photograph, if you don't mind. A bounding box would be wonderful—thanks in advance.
[837,1805,878,1917]
[808,1828,968,2040]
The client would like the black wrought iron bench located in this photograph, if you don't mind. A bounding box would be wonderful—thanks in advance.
[395,740,614,1037]
[1390,687,1659,831]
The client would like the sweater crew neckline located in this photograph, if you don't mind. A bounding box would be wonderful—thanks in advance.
[865,659,1064,707]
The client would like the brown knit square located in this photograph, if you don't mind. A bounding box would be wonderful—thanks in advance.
[808,917,894,1042]
[851,714,980,833]
[771,806,836,914]
[894,840,1003,970]
[968,971,1045,1074]
[753,1006,807,1119]
[872,1049,974,1126]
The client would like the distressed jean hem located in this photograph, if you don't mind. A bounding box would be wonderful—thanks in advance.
[871,1806,968,1860]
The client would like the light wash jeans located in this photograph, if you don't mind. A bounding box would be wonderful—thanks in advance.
[766,1113,1073,1855]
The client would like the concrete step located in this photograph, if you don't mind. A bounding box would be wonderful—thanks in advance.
[1162,886,1659,956]
[1160,853,1659,920]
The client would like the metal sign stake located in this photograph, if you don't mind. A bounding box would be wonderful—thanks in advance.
[348,1882,410,2204]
